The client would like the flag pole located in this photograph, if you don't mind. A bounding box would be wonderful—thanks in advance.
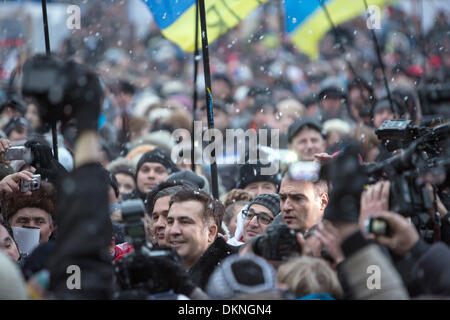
[191,0,200,172]
[362,0,395,114]
[41,0,58,161]
[198,0,219,199]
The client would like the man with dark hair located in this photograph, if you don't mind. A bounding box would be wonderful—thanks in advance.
[166,188,238,289]
[279,169,329,233]
[145,180,192,246]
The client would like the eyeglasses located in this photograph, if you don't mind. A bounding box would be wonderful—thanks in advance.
[242,209,274,225]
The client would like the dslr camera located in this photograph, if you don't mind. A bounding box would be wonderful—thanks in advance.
[114,199,181,298]
[20,174,41,193]
[252,224,302,261]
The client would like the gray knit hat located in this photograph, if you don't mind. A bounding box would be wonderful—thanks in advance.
[205,253,277,299]
[248,193,281,216]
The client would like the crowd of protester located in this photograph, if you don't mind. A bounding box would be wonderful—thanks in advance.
[0,2,449,300]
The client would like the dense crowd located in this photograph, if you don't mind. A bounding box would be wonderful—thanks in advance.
[0,2,449,300]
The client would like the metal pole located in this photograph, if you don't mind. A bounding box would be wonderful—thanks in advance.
[191,0,200,172]
[198,0,219,199]
[41,0,59,161]
[362,0,395,114]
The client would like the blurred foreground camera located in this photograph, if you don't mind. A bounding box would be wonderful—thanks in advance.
[114,199,182,298]
[252,224,302,261]
[21,55,100,124]
[3,146,33,164]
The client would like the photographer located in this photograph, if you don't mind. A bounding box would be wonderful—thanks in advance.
[323,142,410,299]
[2,180,56,245]
[19,55,116,299]
[360,181,450,297]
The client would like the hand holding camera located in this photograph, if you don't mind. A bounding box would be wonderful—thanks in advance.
[0,171,36,198]
[359,180,390,236]
[0,138,12,162]
[370,211,419,256]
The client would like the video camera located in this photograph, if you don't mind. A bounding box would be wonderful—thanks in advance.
[21,54,101,124]
[251,224,302,261]
[375,118,447,153]
[366,121,450,242]
[113,199,182,298]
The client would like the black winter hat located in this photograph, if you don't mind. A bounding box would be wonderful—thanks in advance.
[136,149,179,176]
[166,170,205,190]
[236,163,282,191]
[248,194,281,216]
[4,117,30,137]
[0,94,27,115]
[288,118,325,143]
[318,85,346,100]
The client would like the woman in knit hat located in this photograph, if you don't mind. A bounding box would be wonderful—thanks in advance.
[242,193,280,243]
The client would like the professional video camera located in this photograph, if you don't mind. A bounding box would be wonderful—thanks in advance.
[366,121,450,242]
[251,224,302,261]
[21,54,101,124]
[113,199,182,299]
[375,118,448,153]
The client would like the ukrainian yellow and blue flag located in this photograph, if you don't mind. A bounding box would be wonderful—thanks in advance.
[285,0,397,60]
[143,0,268,52]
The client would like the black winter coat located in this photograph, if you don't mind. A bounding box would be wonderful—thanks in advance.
[188,237,240,290]
[47,163,114,299]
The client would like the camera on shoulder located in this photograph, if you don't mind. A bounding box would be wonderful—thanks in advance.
[114,199,182,298]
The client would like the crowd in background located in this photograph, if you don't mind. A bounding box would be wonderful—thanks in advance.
[0,1,449,300]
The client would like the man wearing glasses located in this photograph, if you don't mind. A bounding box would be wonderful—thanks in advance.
[242,194,280,243]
